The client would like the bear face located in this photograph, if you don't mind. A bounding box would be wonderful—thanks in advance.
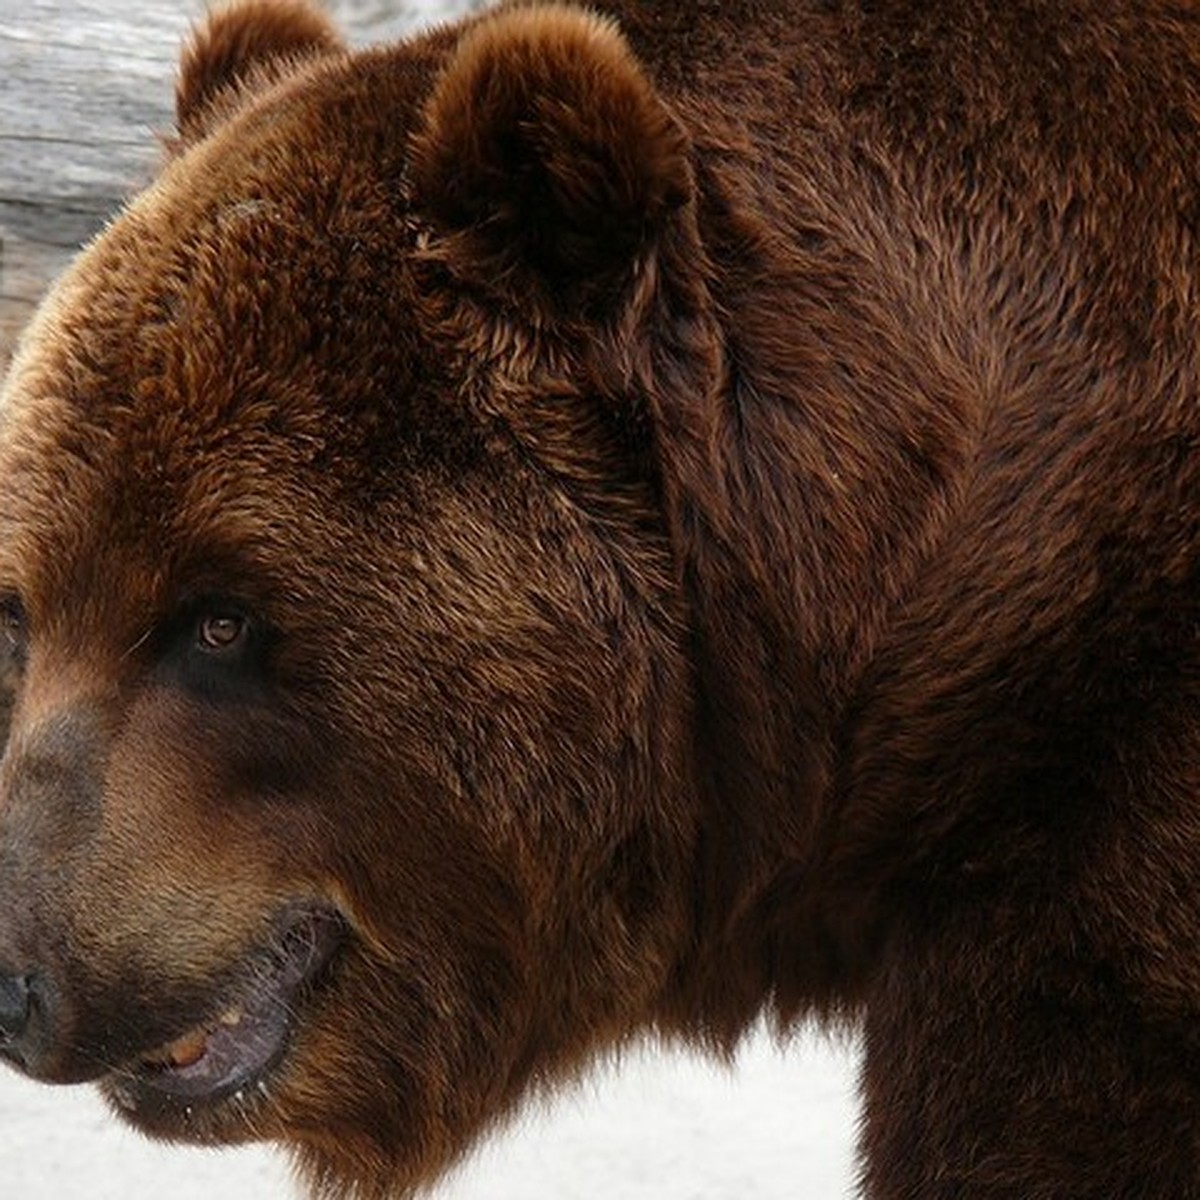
[0,2,704,1190]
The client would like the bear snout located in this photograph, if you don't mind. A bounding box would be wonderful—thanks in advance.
[0,705,114,1081]
[0,960,83,1083]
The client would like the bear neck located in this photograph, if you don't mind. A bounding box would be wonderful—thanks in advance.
[647,145,975,1038]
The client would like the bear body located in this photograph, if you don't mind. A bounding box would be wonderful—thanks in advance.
[2,1,1200,1195]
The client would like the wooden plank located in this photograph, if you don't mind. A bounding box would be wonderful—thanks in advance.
[0,0,481,365]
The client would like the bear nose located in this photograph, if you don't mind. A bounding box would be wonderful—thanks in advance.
[0,972,32,1046]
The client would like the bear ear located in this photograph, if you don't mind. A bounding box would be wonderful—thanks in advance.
[409,4,692,320]
[176,0,343,141]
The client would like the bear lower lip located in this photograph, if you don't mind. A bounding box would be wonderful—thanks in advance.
[131,998,289,1100]
[108,905,344,1110]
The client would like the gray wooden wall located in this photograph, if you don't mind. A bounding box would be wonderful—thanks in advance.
[0,1,480,365]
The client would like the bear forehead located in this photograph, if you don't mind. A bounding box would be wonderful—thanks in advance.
[0,40,447,432]
[0,52,463,511]
[0,47,466,607]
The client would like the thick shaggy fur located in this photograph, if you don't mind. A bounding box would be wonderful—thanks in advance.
[3,0,1200,1195]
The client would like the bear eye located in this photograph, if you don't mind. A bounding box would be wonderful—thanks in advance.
[157,602,268,704]
[196,612,247,654]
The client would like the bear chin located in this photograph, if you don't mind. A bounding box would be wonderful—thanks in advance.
[102,904,345,1136]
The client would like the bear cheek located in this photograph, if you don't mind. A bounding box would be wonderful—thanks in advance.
[89,696,328,933]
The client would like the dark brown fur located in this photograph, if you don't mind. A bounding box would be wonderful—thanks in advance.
[3,0,1200,1195]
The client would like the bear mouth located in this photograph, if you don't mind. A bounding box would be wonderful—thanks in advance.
[107,905,344,1111]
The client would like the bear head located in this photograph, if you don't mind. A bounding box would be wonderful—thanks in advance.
[0,1,720,1192]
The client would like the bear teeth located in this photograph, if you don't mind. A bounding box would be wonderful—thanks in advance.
[141,1027,209,1070]
[167,1029,209,1069]
[219,1004,244,1027]
[143,1007,241,1071]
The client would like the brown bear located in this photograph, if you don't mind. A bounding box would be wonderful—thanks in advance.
[3,0,1200,1195]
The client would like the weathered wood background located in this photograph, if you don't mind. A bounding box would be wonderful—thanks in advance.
[0,0,481,366]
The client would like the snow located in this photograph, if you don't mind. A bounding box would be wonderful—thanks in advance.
[0,1027,861,1197]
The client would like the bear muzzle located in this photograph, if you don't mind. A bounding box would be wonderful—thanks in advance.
[0,961,86,1083]
[0,698,349,1113]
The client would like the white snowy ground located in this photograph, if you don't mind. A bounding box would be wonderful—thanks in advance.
[0,1026,860,1198]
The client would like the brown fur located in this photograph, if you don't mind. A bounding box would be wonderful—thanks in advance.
[174,0,343,143]
[3,0,1200,1195]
